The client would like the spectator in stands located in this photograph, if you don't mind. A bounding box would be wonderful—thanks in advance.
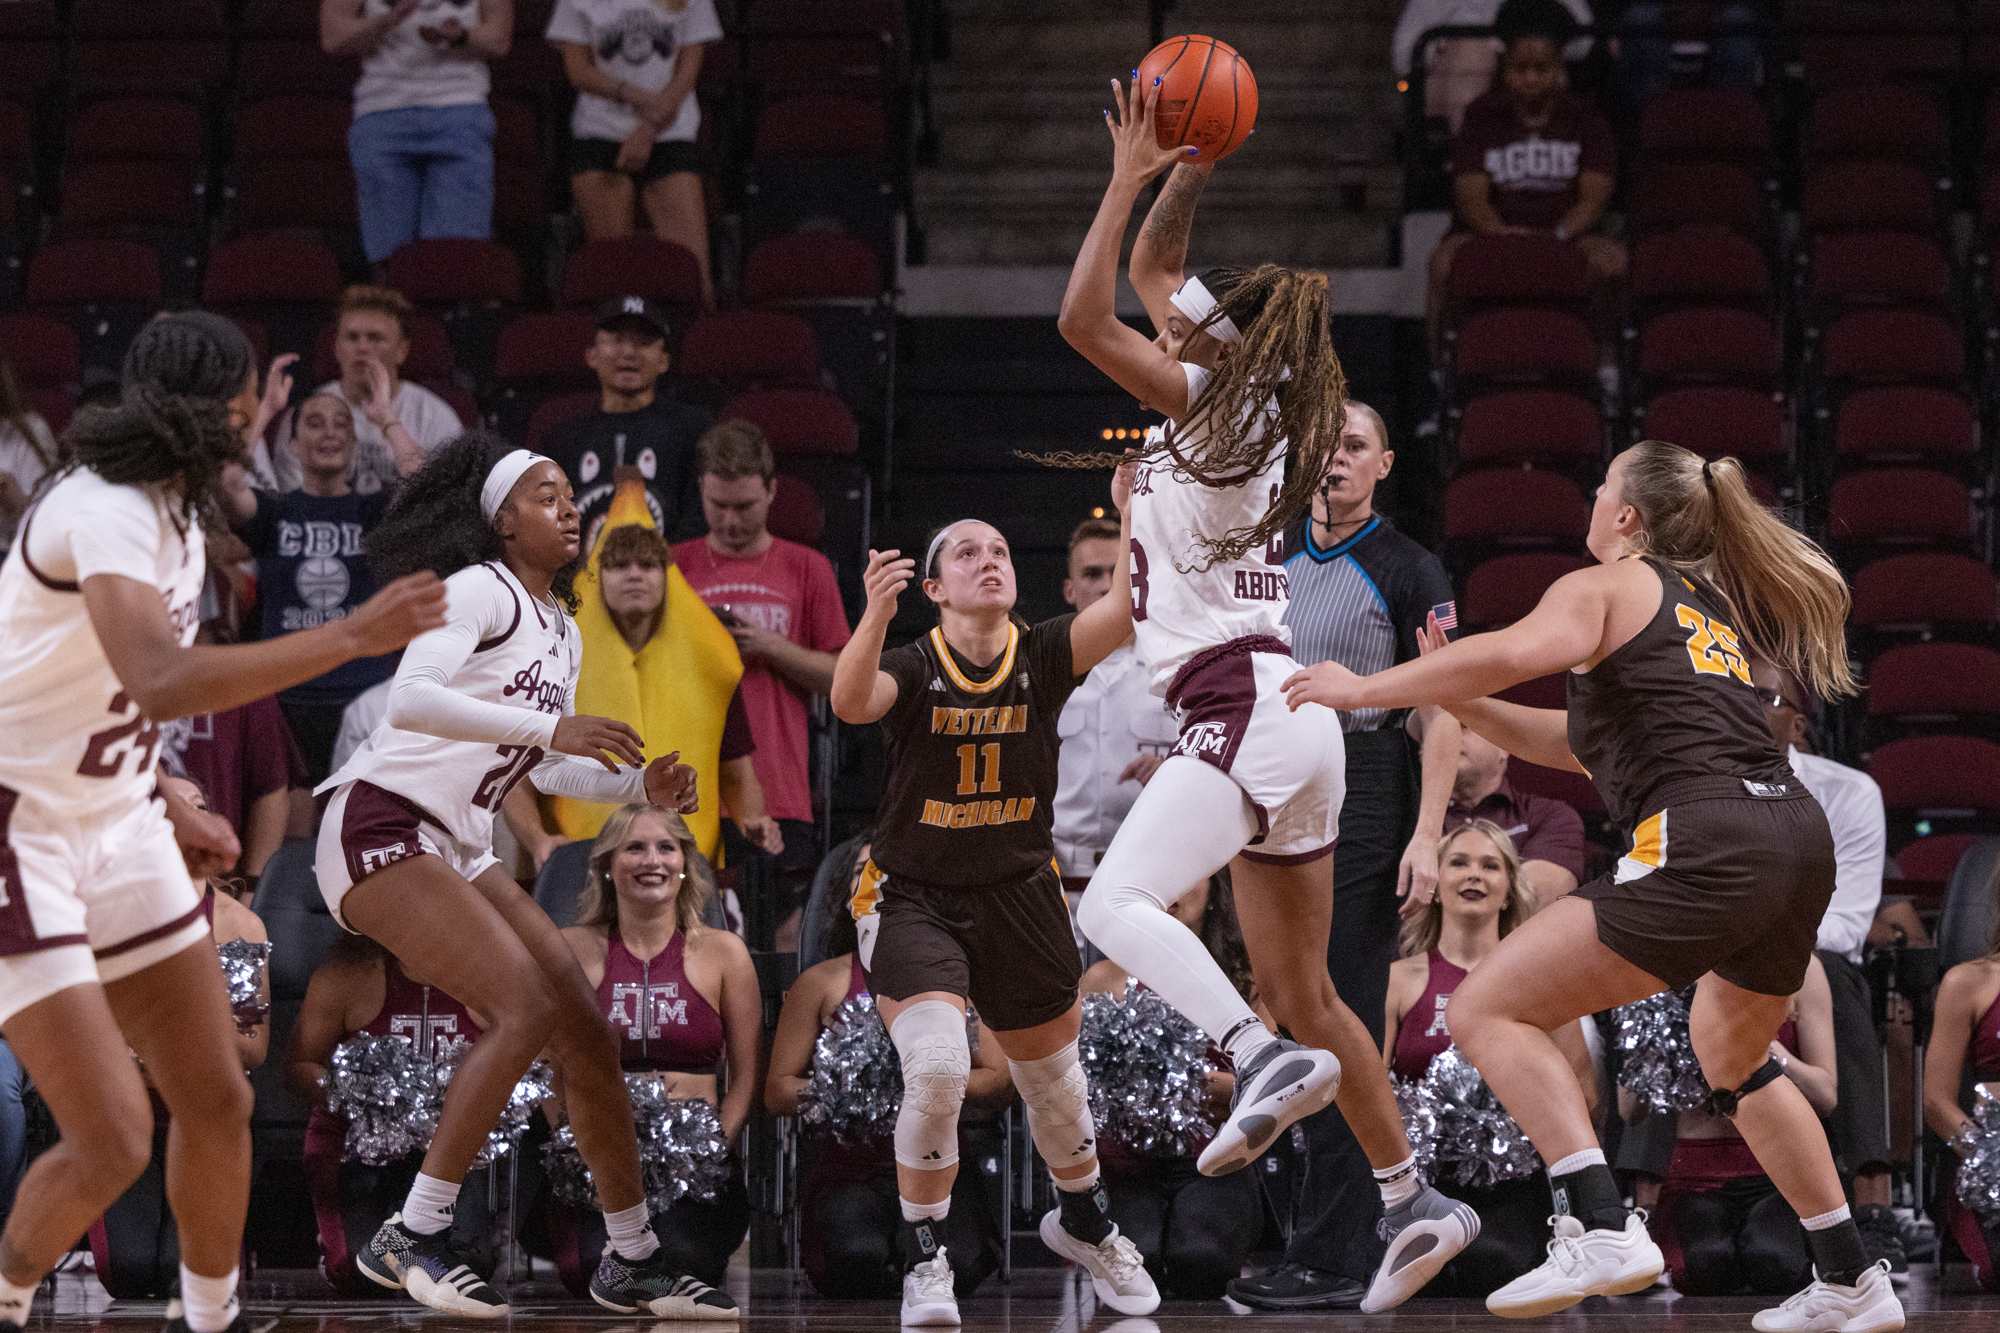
[0,354,60,554]
[1443,728,1586,901]
[275,286,464,496]
[543,297,711,553]
[673,421,851,917]
[1052,515,1176,937]
[159,693,307,892]
[1391,0,1593,133]
[222,394,402,785]
[286,935,495,1294]
[1752,660,1902,1275]
[321,0,512,264]
[1423,0,1622,362]
[1925,917,2000,1291]
[1614,1,1761,114]
[547,0,723,306]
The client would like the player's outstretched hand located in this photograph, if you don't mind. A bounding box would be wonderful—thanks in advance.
[1107,77,1198,188]
[1416,609,1450,657]
[1282,660,1366,713]
[555,714,648,771]
[342,572,448,656]
[1112,453,1138,513]
[161,782,241,880]
[642,751,700,812]
[860,548,915,623]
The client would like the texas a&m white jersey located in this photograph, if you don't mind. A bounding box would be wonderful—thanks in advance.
[0,469,205,818]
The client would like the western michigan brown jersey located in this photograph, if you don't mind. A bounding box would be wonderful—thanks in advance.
[1567,557,1797,830]
[870,614,1080,887]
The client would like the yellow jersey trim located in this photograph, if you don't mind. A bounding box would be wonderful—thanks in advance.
[929,623,1019,696]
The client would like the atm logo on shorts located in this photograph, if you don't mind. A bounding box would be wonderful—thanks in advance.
[1175,721,1230,759]
[359,843,415,875]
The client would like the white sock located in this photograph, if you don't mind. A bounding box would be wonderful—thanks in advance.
[1547,1147,1607,1177]
[1053,1165,1102,1193]
[0,1273,35,1325]
[1800,1204,1852,1231]
[1077,758,1269,1056]
[1374,1154,1423,1209]
[900,1195,950,1223]
[400,1171,460,1236]
[604,1201,659,1261]
[177,1264,239,1333]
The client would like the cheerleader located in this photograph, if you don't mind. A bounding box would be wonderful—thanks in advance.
[0,311,444,1333]
[551,803,759,1298]
[829,493,1160,1325]
[1284,442,1904,1332]
[1924,917,2000,1289]
[313,430,729,1319]
[1057,79,1478,1311]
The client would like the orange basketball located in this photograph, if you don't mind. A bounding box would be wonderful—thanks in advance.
[1137,35,1258,162]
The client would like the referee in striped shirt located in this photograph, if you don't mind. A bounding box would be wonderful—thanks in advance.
[1226,401,1464,1311]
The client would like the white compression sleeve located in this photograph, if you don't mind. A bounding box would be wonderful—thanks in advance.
[529,752,650,805]
[1077,755,1269,1049]
[383,584,559,748]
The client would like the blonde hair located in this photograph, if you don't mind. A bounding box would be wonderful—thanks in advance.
[1617,442,1856,700]
[577,804,714,937]
[1398,819,1537,958]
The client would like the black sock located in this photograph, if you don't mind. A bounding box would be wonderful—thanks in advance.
[1550,1163,1628,1233]
[1057,1178,1113,1246]
[898,1211,949,1273]
[1806,1219,1871,1288]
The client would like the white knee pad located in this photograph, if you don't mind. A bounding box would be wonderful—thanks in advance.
[1009,1041,1098,1169]
[890,1000,970,1171]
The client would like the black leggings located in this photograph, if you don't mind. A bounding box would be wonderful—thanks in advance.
[1666,1176,1810,1296]
[1104,1158,1262,1300]
[556,1170,752,1294]
[1415,1173,1556,1298]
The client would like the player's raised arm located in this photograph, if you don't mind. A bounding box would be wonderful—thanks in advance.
[1070,459,1138,674]
[830,548,915,724]
[1130,161,1214,333]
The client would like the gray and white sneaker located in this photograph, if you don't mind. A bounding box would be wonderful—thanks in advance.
[1038,1210,1160,1314]
[1196,1038,1341,1177]
[1362,1185,1481,1311]
[901,1247,959,1326]
[1752,1262,1905,1333]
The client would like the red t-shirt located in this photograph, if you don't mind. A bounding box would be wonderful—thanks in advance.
[160,695,307,835]
[672,536,852,823]
[1452,89,1617,231]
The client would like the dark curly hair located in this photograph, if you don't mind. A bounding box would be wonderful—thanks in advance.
[365,429,580,610]
[66,311,253,532]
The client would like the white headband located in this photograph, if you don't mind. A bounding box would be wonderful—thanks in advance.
[481,449,553,521]
[925,520,976,577]
[1168,275,1241,345]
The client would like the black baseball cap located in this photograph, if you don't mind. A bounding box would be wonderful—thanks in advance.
[596,296,671,342]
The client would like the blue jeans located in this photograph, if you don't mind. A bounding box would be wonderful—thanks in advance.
[348,102,496,262]
[0,1040,28,1222]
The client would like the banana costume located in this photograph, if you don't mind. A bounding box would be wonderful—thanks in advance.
[552,475,744,859]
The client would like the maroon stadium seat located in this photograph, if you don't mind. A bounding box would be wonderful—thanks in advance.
[1441,469,1589,545]
[1446,234,1590,309]
[1808,84,1948,164]
[1811,233,1951,310]
[383,239,523,307]
[722,389,859,456]
[0,313,79,431]
[492,311,600,388]
[767,473,827,546]
[679,311,819,386]
[743,233,886,303]
[1828,469,1972,550]
[1455,390,1601,470]
[57,162,201,230]
[1801,31,1956,87]
[235,95,352,161]
[311,314,455,385]
[0,99,29,172]
[229,317,269,369]
[1850,553,1999,635]
[1868,644,2000,723]
[1895,833,1987,886]
[72,0,228,89]
[1630,227,1769,310]
[558,236,704,311]
[0,2,60,96]
[1460,554,1588,630]
[1637,88,1770,164]
[524,390,600,454]
[233,160,359,233]
[1801,161,1939,235]
[203,236,343,307]
[1638,386,1784,465]
[754,95,887,159]
[238,3,349,96]
[1451,309,1596,390]
[70,96,205,164]
[1869,737,2000,816]
[1819,309,1964,385]
[26,238,162,306]
[1835,386,1978,467]
[1636,307,1779,388]
[1627,163,1764,238]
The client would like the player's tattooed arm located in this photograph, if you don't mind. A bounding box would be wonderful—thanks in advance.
[1131,162,1214,334]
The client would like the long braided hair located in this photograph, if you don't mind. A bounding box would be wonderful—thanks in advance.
[66,312,253,532]
[1039,263,1348,567]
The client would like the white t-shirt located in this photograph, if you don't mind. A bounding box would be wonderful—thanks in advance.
[1127,364,1290,695]
[546,0,721,143]
[268,380,464,497]
[1052,639,1178,876]
[353,0,493,118]
[1790,745,1887,964]
[0,412,58,552]
[322,561,647,849]
[0,469,206,820]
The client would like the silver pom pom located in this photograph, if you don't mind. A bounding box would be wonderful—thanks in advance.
[1613,991,1711,1114]
[1422,1046,1540,1188]
[1393,1071,1440,1182]
[543,1074,732,1213]
[1077,987,1215,1158]
[796,995,982,1146]
[434,1047,552,1168]
[324,1034,438,1166]
[1956,1086,2000,1222]
[216,939,271,1036]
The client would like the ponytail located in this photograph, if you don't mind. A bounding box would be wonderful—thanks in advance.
[1618,442,1856,700]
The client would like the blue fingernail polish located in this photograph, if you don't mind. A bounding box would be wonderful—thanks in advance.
[1153,76,1161,85]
